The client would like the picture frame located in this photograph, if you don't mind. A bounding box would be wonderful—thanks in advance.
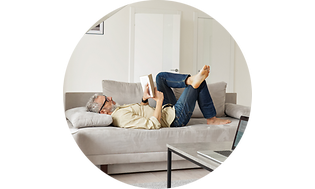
[86,22,104,35]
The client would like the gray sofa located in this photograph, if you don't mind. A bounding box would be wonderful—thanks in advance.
[65,80,250,174]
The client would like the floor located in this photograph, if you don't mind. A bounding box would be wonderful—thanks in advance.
[110,168,209,185]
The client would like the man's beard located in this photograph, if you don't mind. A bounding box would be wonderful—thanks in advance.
[110,103,120,112]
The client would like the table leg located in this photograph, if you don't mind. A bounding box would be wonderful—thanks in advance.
[167,148,172,188]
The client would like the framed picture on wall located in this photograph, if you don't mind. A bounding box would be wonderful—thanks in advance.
[86,22,104,35]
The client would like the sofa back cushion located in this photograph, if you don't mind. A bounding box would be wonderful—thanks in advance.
[102,80,226,118]
[102,80,157,107]
[172,81,227,117]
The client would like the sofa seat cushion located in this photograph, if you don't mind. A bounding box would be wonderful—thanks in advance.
[72,117,239,159]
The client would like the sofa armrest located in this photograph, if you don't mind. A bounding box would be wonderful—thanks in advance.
[225,103,250,119]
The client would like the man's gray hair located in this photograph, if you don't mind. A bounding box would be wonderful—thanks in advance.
[86,94,101,113]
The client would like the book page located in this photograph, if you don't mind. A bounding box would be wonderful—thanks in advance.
[140,75,154,97]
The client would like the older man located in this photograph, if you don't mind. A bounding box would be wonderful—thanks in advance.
[86,65,231,129]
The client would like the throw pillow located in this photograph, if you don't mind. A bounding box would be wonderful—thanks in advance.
[65,107,113,128]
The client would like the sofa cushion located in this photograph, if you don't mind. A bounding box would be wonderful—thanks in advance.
[102,80,226,117]
[173,81,227,117]
[102,80,156,107]
[72,117,239,160]
[225,103,251,119]
[65,107,113,128]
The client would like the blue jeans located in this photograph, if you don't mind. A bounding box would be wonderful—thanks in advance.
[156,72,217,127]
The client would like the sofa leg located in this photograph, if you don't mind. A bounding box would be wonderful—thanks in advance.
[100,165,108,174]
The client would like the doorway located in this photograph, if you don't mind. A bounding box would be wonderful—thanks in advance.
[194,15,235,92]
[130,8,181,82]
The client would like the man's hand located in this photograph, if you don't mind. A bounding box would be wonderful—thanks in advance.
[152,87,164,123]
[142,83,151,102]
[141,84,152,105]
[141,86,164,123]
[152,87,164,103]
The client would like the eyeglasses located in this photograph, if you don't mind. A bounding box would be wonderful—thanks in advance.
[99,95,108,113]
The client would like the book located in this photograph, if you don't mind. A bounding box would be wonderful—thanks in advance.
[140,74,155,98]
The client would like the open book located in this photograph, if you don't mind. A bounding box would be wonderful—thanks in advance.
[140,74,155,98]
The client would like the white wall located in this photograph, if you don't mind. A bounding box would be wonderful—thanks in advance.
[234,43,252,106]
[63,1,251,106]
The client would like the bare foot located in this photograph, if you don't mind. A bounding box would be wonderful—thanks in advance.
[186,65,210,89]
[207,117,232,125]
